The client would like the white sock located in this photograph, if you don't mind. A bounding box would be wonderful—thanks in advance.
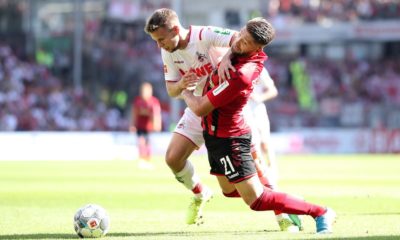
[175,160,201,192]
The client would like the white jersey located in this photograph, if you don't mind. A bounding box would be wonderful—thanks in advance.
[162,25,234,96]
[244,68,273,146]
[249,69,274,110]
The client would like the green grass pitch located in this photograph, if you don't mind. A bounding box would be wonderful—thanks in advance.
[0,154,399,240]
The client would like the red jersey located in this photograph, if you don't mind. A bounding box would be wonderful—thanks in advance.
[202,51,267,138]
[133,96,161,131]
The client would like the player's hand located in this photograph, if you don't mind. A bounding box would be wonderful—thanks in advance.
[218,53,236,82]
[179,72,199,91]
[129,126,136,132]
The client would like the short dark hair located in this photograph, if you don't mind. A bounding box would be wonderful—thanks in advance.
[246,18,275,46]
[144,8,178,34]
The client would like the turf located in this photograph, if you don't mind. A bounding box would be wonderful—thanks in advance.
[0,154,399,240]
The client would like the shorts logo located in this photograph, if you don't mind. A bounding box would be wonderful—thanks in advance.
[177,122,185,129]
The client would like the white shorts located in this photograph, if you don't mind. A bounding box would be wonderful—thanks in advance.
[174,107,205,149]
[175,105,267,150]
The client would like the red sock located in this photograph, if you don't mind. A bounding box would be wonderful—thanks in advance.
[274,210,283,215]
[250,188,326,218]
[192,183,203,194]
[223,189,241,198]
[223,189,281,216]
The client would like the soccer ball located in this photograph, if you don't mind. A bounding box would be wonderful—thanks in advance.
[74,204,110,238]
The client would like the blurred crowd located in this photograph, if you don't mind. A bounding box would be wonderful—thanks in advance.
[1,0,400,131]
[266,57,400,130]
[267,0,400,23]
[2,31,399,131]
[0,43,128,131]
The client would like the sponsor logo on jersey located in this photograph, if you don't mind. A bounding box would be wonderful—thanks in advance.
[179,63,213,77]
[174,60,185,64]
[213,27,231,35]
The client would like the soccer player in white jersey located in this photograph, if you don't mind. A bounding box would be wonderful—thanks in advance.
[144,8,301,231]
[246,69,279,187]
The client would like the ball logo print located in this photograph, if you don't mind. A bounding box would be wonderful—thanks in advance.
[74,204,110,238]
[88,219,99,229]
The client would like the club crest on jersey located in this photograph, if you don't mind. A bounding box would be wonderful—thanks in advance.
[196,52,207,62]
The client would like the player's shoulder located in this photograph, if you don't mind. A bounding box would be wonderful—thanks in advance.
[203,26,235,38]
[189,25,208,42]
[237,62,262,83]
[191,25,233,41]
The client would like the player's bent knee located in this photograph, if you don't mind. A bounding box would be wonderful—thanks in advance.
[165,148,189,173]
[165,148,180,166]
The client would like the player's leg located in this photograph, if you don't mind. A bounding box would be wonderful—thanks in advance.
[257,107,278,186]
[166,108,212,225]
[137,131,153,169]
[144,132,151,161]
[216,175,240,198]
[251,147,274,189]
[249,108,302,231]
[165,132,196,172]
[166,133,212,224]
[234,175,335,233]
[244,105,275,189]
[137,131,146,161]
[215,170,302,231]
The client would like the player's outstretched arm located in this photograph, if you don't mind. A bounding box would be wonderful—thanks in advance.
[181,89,214,117]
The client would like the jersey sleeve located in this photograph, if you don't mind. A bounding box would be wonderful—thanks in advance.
[259,68,274,86]
[206,63,261,108]
[206,72,247,108]
[161,50,180,81]
[201,26,236,48]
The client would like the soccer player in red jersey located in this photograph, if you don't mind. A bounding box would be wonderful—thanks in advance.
[145,8,301,229]
[181,18,336,234]
[130,82,161,169]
